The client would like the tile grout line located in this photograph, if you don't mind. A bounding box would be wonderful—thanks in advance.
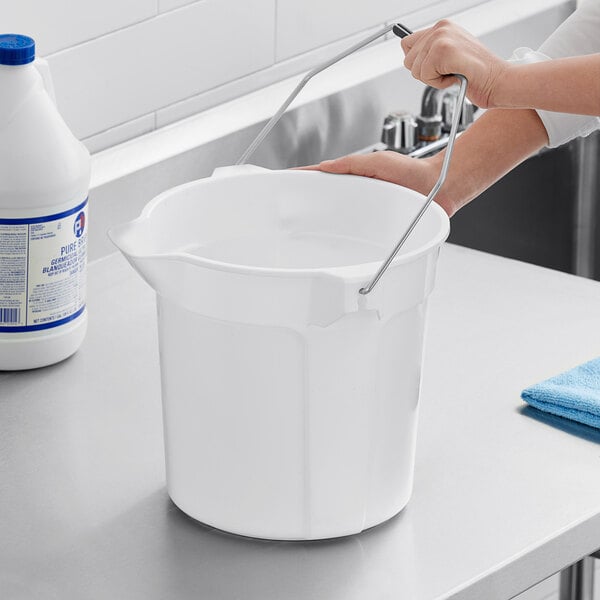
[46,0,204,60]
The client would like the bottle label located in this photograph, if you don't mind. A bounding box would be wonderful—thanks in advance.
[0,198,87,332]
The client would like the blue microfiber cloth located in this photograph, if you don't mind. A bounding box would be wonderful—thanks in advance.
[521,357,600,429]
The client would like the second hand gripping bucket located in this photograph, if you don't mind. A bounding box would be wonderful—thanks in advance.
[109,166,449,540]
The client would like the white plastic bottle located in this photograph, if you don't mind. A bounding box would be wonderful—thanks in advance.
[0,34,90,370]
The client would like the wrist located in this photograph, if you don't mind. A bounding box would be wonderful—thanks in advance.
[488,62,514,109]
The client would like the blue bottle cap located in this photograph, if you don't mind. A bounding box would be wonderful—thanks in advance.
[0,34,35,66]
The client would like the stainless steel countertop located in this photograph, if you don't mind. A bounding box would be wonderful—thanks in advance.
[2,244,600,600]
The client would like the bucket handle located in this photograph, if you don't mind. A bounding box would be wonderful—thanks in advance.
[359,74,467,295]
[237,22,467,296]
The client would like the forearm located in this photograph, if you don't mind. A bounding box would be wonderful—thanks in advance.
[492,55,600,115]
[429,108,549,215]
[304,107,549,218]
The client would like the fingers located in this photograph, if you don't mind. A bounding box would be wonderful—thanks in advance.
[294,152,439,202]
[410,38,436,84]
[294,156,381,175]
[292,164,320,170]
[402,27,433,73]
[292,156,376,176]
[294,154,386,178]
[401,20,465,88]
[318,154,388,178]
[309,152,417,187]
[421,42,458,88]
[400,27,427,56]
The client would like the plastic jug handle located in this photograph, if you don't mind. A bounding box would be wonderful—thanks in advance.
[34,58,57,106]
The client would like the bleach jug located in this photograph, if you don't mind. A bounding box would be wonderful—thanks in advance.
[0,35,90,370]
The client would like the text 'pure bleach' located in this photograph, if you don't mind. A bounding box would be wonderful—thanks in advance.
[0,35,90,370]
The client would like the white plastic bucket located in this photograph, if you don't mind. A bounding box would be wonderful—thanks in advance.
[109,164,449,540]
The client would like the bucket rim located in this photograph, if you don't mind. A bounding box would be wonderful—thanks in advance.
[114,169,450,281]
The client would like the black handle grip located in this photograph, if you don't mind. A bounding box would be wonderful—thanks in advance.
[392,23,413,38]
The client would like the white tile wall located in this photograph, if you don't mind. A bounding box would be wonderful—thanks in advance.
[155,25,382,128]
[47,0,275,140]
[388,0,490,31]
[9,0,568,152]
[275,0,491,60]
[2,0,156,55]
[158,0,199,13]
[275,0,436,61]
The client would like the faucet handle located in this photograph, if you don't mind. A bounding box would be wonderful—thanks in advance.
[381,111,418,153]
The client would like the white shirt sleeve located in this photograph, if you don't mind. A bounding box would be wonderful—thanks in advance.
[509,0,600,148]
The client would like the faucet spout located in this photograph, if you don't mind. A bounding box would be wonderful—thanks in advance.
[417,86,445,141]
[420,86,447,118]
[417,84,475,141]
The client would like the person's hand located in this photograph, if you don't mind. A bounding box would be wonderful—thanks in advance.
[298,107,549,217]
[401,20,508,109]
[297,151,457,216]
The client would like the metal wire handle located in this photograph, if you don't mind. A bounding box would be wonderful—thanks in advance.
[236,22,467,296]
[237,23,411,166]
[359,74,467,295]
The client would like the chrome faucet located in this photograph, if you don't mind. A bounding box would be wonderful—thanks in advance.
[381,84,476,157]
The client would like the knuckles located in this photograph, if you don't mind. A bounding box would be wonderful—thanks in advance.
[431,36,455,55]
[433,18,452,31]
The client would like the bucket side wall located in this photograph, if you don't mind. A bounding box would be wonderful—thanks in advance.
[157,296,308,538]
[305,302,426,538]
[156,290,431,539]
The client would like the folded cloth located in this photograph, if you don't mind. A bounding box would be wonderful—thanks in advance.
[521,357,600,429]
